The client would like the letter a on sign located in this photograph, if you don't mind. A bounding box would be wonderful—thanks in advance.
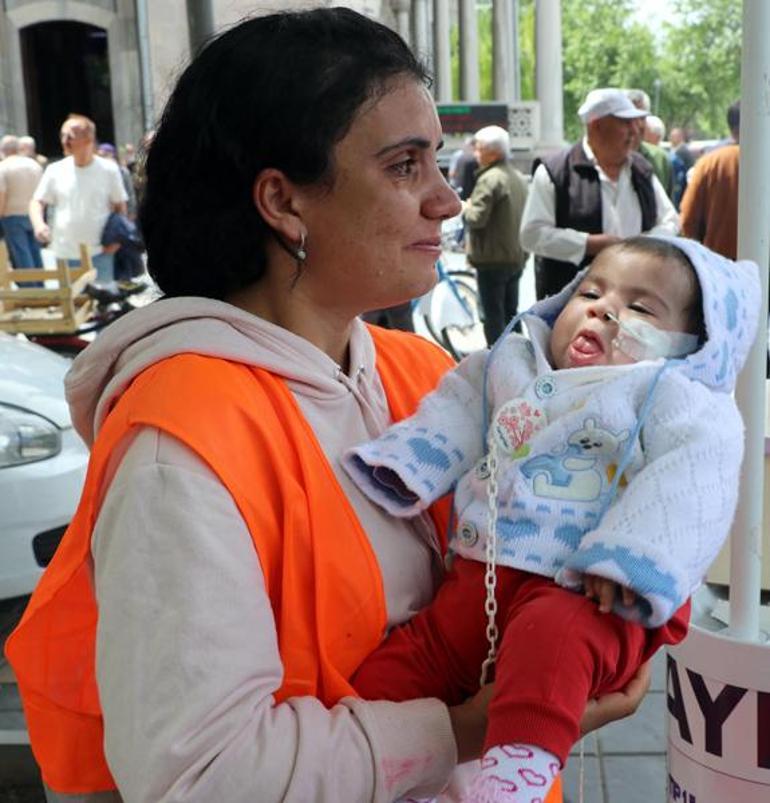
[667,654,692,743]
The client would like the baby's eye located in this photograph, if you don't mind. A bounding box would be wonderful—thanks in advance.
[628,303,653,315]
[578,289,600,300]
[389,158,417,178]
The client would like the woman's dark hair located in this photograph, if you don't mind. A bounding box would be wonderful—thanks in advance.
[615,236,706,342]
[140,7,430,298]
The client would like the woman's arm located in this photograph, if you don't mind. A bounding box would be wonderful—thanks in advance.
[92,428,456,803]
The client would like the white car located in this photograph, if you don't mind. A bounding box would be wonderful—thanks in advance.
[0,333,88,600]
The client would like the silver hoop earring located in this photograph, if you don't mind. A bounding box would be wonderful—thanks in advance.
[295,232,307,262]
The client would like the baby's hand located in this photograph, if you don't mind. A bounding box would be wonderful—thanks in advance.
[584,575,636,614]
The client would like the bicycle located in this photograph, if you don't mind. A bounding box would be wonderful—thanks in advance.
[414,258,486,361]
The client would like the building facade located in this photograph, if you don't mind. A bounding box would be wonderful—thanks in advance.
[0,0,563,158]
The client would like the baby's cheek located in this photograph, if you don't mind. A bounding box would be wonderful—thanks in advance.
[607,343,637,367]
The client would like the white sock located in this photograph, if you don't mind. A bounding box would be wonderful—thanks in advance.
[466,743,561,803]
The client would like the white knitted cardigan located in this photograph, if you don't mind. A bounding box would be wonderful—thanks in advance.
[344,237,760,628]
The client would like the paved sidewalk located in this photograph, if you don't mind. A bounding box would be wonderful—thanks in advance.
[561,649,669,803]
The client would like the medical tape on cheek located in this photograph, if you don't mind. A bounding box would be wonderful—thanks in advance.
[605,312,699,360]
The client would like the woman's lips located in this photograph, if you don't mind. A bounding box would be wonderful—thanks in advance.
[409,239,442,255]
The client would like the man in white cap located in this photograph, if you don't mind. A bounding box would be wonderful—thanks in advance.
[520,87,679,299]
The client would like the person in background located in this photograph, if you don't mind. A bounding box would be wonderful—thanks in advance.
[668,127,694,211]
[0,134,43,270]
[644,115,666,149]
[680,100,740,260]
[30,115,127,283]
[626,89,673,198]
[520,87,679,300]
[97,142,138,219]
[669,128,694,172]
[6,10,647,803]
[462,125,529,345]
[18,135,47,168]
[122,142,137,174]
[450,135,480,201]
[447,135,479,251]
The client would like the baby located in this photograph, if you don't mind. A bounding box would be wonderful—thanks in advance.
[344,236,759,803]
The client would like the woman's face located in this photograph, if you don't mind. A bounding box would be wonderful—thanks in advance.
[293,79,461,316]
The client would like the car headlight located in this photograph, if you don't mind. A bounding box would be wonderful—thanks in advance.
[0,403,62,468]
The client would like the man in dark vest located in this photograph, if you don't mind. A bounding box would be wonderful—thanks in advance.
[520,87,679,300]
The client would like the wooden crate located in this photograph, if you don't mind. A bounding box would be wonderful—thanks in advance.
[0,241,97,334]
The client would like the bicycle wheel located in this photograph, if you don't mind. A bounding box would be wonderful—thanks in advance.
[439,270,486,360]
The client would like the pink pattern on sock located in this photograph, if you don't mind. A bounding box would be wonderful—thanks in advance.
[500,744,535,759]
[549,761,560,778]
[480,755,500,770]
[518,768,547,787]
[467,773,520,802]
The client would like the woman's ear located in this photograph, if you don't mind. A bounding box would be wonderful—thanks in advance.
[252,168,303,241]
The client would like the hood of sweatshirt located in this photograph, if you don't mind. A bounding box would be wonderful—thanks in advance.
[65,297,380,447]
[522,236,761,394]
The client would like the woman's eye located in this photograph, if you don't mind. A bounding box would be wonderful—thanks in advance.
[389,158,416,178]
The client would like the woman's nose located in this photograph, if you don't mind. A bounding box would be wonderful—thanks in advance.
[423,171,462,220]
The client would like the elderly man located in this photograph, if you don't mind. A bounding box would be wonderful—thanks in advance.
[462,125,529,345]
[520,88,679,299]
[626,89,673,198]
[0,134,43,269]
[30,114,127,283]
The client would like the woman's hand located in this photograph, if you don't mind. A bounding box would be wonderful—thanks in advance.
[449,659,651,762]
[448,683,494,763]
[579,659,652,735]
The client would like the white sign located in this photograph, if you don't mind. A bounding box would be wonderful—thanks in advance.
[667,625,770,802]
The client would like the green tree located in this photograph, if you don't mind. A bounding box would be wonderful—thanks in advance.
[560,0,659,141]
[448,0,741,142]
[657,0,742,139]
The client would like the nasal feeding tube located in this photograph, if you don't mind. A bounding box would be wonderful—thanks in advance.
[604,311,699,361]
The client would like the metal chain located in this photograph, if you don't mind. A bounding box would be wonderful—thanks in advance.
[480,436,500,687]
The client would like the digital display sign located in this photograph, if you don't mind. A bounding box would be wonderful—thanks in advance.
[437,103,509,135]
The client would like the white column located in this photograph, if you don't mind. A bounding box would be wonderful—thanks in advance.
[511,0,521,101]
[411,0,431,64]
[535,0,564,148]
[730,0,770,642]
[492,0,515,104]
[459,0,479,101]
[392,0,411,47]
[433,0,452,102]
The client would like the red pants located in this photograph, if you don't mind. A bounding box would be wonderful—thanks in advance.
[353,558,690,764]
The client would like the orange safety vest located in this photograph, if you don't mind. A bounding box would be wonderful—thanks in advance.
[6,325,562,803]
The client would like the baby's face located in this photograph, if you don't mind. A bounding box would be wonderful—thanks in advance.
[549,249,698,370]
